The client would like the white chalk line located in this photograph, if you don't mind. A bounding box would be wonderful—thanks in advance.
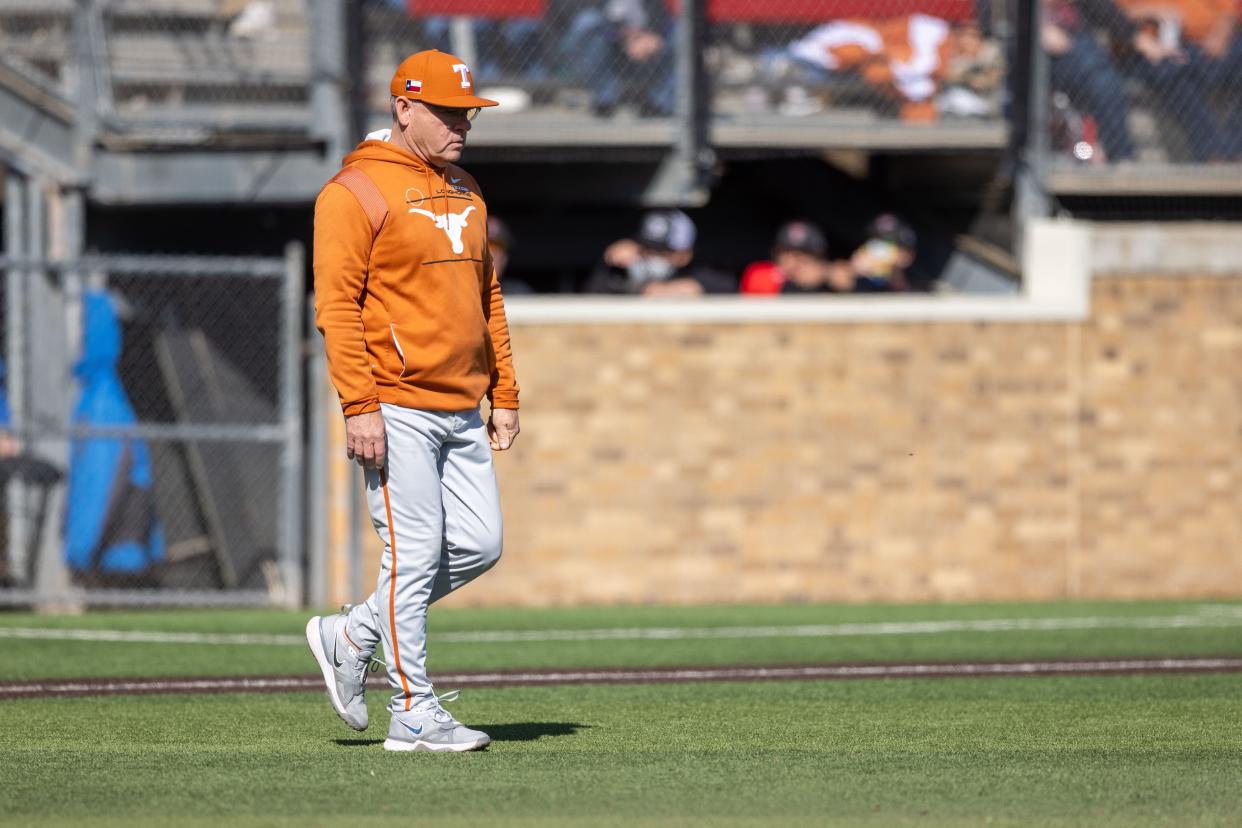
[3,658,1242,698]
[0,677,321,696]
[0,609,1240,647]
[430,658,1242,686]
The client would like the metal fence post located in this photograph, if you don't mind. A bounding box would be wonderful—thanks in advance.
[71,0,105,176]
[305,303,327,608]
[1014,0,1051,260]
[647,0,712,207]
[3,174,29,585]
[310,0,349,164]
[280,242,306,608]
[56,191,86,606]
[27,179,77,611]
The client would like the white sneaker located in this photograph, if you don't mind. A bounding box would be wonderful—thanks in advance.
[305,611,372,731]
[383,691,490,753]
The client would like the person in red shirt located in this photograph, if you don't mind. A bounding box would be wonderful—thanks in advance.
[740,221,854,295]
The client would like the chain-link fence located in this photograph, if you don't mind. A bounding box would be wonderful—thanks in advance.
[103,0,312,128]
[359,0,678,140]
[356,1,1011,145]
[0,0,313,129]
[0,248,304,607]
[1041,0,1242,182]
[8,0,1240,185]
[0,0,74,94]
[706,1,1010,136]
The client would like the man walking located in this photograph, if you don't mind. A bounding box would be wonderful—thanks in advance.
[306,50,520,753]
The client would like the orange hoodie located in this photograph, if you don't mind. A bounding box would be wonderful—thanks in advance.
[314,140,518,417]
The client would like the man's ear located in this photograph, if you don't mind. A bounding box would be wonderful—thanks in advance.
[394,97,411,128]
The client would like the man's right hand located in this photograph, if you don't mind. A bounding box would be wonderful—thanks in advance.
[345,410,387,469]
[603,238,640,269]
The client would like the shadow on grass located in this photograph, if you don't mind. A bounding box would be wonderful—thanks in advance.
[332,722,590,748]
[478,722,591,742]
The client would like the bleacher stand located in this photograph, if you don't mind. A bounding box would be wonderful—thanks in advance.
[0,0,311,129]
[0,1,73,89]
[104,0,311,127]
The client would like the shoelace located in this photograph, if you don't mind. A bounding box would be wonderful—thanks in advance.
[353,653,385,683]
[338,605,386,681]
[423,689,461,724]
[334,608,460,720]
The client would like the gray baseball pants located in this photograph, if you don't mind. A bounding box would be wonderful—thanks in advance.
[341,403,503,713]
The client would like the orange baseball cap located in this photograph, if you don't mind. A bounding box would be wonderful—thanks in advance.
[389,49,499,109]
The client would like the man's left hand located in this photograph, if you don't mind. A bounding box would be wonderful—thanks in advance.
[488,408,520,451]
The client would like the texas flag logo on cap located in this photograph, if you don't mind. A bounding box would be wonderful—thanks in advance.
[405,79,422,93]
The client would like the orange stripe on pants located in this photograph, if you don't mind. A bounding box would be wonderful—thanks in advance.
[381,474,413,709]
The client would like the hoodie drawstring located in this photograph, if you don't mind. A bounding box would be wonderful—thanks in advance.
[418,166,452,225]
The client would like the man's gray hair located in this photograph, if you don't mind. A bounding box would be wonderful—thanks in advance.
[390,94,399,120]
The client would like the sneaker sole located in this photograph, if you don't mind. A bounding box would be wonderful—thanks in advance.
[382,735,491,753]
[305,617,368,732]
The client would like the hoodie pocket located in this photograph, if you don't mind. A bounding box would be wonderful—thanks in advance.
[389,323,408,376]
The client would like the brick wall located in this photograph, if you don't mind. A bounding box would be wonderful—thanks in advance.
[1076,276,1242,598]
[322,274,1242,607]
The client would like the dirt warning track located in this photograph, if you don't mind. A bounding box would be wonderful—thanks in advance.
[2,657,1241,700]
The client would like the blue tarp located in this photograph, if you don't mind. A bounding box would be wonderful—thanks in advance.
[0,359,11,428]
[65,289,164,573]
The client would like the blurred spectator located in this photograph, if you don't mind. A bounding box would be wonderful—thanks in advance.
[1196,12,1242,157]
[1115,0,1240,159]
[584,210,734,296]
[783,14,1003,122]
[1112,0,1230,160]
[488,215,534,295]
[1043,0,1138,162]
[488,215,513,280]
[850,213,916,293]
[940,20,1005,117]
[562,0,676,117]
[740,221,853,295]
[1047,0,1230,162]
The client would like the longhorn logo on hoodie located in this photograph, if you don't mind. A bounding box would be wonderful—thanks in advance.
[404,188,476,255]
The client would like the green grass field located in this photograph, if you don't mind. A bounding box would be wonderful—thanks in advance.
[2,599,1241,826]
